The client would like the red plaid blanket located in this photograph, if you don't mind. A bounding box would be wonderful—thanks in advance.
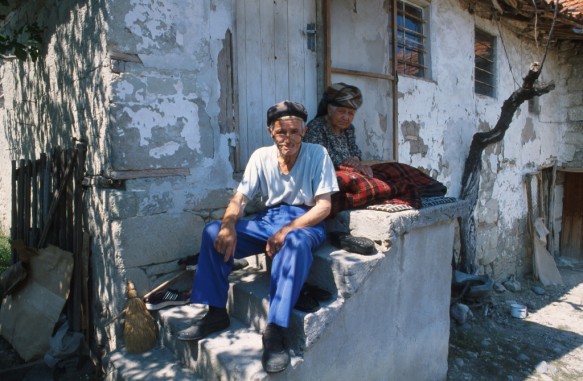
[330,162,447,217]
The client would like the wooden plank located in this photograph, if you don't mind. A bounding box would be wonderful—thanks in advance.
[17,159,25,241]
[11,160,17,260]
[331,67,395,81]
[274,0,290,105]
[235,0,248,168]
[287,0,305,111]
[558,167,583,173]
[24,161,31,246]
[31,159,38,246]
[324,0,331,86]
[38,148,78,249]
[110,167,190,180]
[303,0,318,120]
[40,153,49,241]
[260,0,276,135]
[66,150,75,252]
[58,149,67,249]
[244,0,264,154]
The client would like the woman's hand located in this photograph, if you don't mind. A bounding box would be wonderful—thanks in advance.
[343,156,373,178]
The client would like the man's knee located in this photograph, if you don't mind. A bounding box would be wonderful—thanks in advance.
[202,220,222,242]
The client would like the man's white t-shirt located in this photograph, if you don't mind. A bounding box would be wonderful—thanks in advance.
[237,143,339,207]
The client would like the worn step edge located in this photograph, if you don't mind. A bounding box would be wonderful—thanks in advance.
[308,242,386,298]
[229,270,345,353]
[195,318,304,381]
[158,307,302,380]
[103,346,200,381]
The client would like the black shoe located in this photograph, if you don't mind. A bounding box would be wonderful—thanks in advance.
[302,283,332,302]
[329,232,377,255]
[261,324,289,373]
[294,291,320,313]
[176,310,230,341]
[144,288,191,311]
[233,258,249,271]
[178,253,200,271]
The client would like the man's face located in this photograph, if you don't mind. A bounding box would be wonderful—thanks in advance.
[269,117,305,158]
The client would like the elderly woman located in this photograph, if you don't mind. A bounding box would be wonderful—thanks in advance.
[304,82,373,178]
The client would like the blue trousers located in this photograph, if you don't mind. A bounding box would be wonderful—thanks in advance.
[190,204,326,328]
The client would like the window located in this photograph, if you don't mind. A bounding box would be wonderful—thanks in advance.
[396,0,429,78]
[474,29,496,97]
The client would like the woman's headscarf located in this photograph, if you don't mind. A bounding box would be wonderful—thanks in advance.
[316,82,363,117]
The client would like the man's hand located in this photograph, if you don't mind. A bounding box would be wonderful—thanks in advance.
[264,194,332,257]
[266,227,290,257]
[214,224,237,262]
[343,156,373,178]
[214,192,248,262]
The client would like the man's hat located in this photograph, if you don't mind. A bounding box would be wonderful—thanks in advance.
[266,100,308,127]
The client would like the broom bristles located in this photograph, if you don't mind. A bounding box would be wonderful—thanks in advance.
[124,281,158,353]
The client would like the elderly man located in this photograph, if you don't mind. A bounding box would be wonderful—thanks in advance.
[177,100,339,373]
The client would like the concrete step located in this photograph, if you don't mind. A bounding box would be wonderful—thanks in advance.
[103,346,200,381]
[109,240,386,380]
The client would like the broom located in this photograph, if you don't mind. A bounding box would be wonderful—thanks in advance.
[123,280,158,353]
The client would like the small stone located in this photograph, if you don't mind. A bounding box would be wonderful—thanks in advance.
[494,282,507,293]
[451,303,472,325]
[481,338,491,347]
[518,353,530,361]
[455,357,465,367]
[535,360,549,374]
[531,285,546,295]
[503,279,522,292]
[467,351,479,359]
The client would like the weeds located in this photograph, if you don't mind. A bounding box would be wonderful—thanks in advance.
[0,234,11,273]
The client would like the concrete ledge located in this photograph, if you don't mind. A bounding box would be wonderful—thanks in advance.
[328,199,468,244]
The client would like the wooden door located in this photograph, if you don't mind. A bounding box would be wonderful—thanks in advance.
[561,172,583,259]
[236,0,318,169]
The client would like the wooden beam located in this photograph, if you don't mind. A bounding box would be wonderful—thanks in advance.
[330,67,395,81]
[110,168,190,180]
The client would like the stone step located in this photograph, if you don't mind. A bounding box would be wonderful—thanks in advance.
[103,346,200,381]
[109,239,386,380]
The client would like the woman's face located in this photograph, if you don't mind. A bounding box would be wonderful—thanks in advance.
[327,105,356,131]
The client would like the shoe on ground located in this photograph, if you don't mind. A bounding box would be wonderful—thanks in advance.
[176,310,230,341]
[261,323,289,373]
[144,288,191,311]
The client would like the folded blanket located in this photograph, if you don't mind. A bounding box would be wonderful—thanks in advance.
[330,162,447,216]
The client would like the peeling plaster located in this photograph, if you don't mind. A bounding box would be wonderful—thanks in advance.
[401,120,428,157]
[521,117,536,144]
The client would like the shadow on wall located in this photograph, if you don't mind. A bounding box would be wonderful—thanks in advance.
[3,0,109,178]
[1,0,123,350]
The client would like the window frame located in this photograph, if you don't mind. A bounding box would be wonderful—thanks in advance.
[395,0,431,79]
[474,28,497,97]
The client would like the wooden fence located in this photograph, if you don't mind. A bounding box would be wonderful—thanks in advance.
[10,143,88,333]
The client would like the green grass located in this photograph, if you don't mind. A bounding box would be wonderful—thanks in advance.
[0,234,11,273]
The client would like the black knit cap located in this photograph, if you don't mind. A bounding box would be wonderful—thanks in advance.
[266,100,308,127]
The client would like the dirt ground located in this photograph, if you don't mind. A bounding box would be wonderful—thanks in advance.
[1,259,582,380]
[447,258,583,381]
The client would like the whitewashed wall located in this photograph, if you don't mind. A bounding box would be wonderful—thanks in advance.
[397,0,580,279]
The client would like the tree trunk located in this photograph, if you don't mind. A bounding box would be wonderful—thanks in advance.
[457,63,555,274]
